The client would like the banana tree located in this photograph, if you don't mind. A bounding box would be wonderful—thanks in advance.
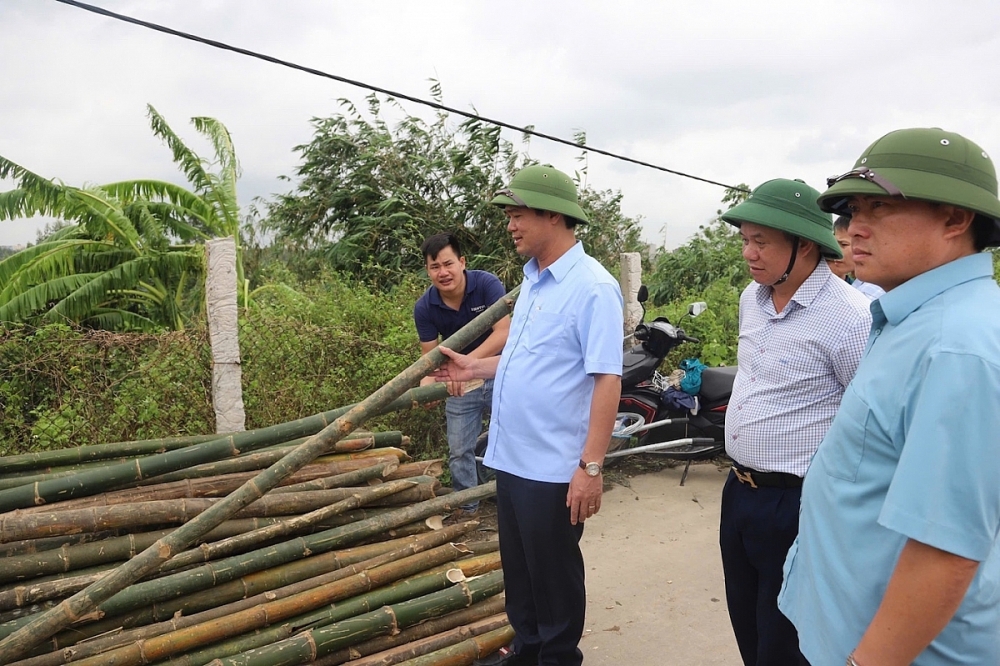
[0,105,245,331]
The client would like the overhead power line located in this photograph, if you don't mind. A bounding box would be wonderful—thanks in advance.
[54,0,748,193]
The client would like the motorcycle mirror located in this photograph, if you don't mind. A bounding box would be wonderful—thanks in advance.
[687,302,708,317]
[637,285,649,303]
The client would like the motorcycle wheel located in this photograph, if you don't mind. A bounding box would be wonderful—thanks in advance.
[474,431,495,485]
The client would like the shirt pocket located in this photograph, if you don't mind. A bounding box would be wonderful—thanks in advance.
[821,385,870,482]
[524,311,572,357]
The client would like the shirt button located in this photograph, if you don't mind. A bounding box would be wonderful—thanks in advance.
[733,434,739,440]
[738,405,742,410]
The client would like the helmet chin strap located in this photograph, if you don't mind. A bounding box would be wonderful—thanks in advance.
[771,240,799,286]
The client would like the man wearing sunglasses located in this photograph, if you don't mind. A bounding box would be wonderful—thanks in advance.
[435,164,623,666]
[779,128,1000,666]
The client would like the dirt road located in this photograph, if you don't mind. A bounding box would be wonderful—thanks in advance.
[580,463,741,665]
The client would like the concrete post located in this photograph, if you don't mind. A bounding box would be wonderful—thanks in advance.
[205,237,246,433]
[620,252,643,340]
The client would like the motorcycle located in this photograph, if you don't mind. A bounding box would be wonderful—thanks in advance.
[474,286,736,486]
[609,286,736,485]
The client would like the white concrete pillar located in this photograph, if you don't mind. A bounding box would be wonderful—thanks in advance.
[620,252,643,340]
[206,237,246,433]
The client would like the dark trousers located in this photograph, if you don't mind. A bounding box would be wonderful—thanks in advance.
[720,470,808,666]
[496,471,586,666]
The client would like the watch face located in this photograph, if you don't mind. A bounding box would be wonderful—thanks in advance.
[585,462,601,476]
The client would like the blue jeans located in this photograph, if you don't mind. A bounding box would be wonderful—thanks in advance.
[445,378,493,510]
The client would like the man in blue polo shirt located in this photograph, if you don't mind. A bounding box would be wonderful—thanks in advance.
[779,128,1000,666]
[414,232,509,517]
[434,165,623,666]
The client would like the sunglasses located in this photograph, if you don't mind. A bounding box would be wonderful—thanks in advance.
[826,167,903,197]
[493,188,529,208]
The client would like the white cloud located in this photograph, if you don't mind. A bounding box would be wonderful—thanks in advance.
[2,0,1000,249]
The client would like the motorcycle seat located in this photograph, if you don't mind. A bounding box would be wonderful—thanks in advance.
[699,366,738,402]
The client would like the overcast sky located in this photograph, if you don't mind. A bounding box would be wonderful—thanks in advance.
[3,0,1000,250]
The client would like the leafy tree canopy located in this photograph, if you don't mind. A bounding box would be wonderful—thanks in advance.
[647,185,750,305]
[264,85,646,288]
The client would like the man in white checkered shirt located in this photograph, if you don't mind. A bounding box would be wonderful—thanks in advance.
[718,178,871,666]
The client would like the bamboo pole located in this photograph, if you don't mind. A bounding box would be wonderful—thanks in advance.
[169,555,501,666]
[392,625,515,666]
[8,524,480,665]
[211,569,506,666]
[0,484,495,645]
[158,480,419,572]
[383,460,444,482]
[0,392,436,512]
[312,599,506,666]
[66,545,473,666]
[0,289,516,662]
[13,461,388,516]
[0,517,339,585]
[93,485,495,625]
[0,432,397,490]
[0,480,439,543]
[268,461,397,493]
[135,455,400,492]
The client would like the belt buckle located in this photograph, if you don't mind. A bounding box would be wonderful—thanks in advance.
[733,467,758,489]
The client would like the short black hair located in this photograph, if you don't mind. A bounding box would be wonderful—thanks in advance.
[833,215,851,232]
[972,214,993,252]
[421,233,462,262]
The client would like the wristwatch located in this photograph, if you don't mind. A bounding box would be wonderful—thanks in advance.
[579,460,602,477]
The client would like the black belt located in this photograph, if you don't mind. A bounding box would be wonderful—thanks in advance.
[731,464,802,489]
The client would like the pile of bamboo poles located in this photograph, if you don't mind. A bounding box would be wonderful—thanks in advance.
[0,391,508,666]
[0,287,519,666]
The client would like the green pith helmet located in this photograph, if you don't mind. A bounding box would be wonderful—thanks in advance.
[819,127,1000,246]
[490,165,589,225]
[721,178,841,259]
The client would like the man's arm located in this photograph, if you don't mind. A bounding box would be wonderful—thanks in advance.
[851,539,979,666]
[434,346,501,389]
[566,373,622,525]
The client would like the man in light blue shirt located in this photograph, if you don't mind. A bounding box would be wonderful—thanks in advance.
[780,128,1000,666]
[436,165,623,666]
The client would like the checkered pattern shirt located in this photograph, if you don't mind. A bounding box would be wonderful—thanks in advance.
[725,261,872,477]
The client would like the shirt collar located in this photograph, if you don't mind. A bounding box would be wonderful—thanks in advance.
[524,241,585,283]
[754,259,833,314]
[429,269,471,306]
[878,253,993,326]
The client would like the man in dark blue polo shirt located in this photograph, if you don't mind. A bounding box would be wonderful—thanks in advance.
[414,232,510,516]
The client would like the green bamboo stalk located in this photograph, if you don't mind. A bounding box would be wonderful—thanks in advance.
[0,480,440,543]
[0,432,401,493]
[165,566,469,666]
[159,479,419,572]
[214,569,506,666]
[0,572,107,614]
[392,625,515,666]
[270,462,400,495]
[86,485,494,626]
[0,517,336,585]
[137,454,399,490]
[37,533,455,646]
[0,391,438,512]
[174,554,502,666]
[69,544,473,666]
[383,460,445,482]
[4,523,480,666]
[0,289,516,663]
[312,599,506,666]
[14,460,392,515]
